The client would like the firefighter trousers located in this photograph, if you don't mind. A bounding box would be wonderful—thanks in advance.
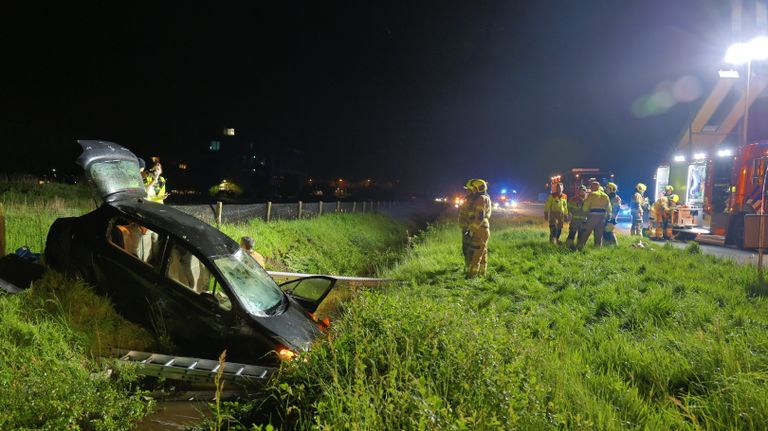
[630,209,643,235]
[577,213,606,250]
[566,220,584,249]
[465,226,489,277]
[548,212,565,244]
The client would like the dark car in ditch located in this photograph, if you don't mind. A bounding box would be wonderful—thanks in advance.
[46,140,335,364]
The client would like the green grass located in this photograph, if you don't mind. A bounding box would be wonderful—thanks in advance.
[246,215,768,430]
[220,213,408,276]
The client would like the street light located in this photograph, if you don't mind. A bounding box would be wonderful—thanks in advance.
[725,36,768,271]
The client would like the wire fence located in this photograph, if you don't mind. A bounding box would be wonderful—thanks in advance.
[171,201,400,225]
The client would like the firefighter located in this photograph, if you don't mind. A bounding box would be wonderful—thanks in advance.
[458,179,476,263]
[651,194,669,240]
[665,194,680,239]
[145,163,168,204]
[576,180,612,250]
[630,183,647,235]
[565,185,588,249]
[603,182,621,246]
[463,179,492,278]
[544,182,568,244]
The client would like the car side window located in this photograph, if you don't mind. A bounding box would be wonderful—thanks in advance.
[107,217,164,267]
[166,242,232,312]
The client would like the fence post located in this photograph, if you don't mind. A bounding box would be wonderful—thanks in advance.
[266,201,272,222]
[0,203,5,257]
[352,202,357,213]
[362,201,367,212]
[215,201,223,227]
[318,201,323,216]
[336,201,341,213]
[298,201,303,219]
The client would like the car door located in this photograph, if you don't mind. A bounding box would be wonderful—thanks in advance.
[94,215,166,327]
[158,239,236,358]
[278,276,337,313]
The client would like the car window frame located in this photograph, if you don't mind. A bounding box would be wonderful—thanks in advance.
[161,237,236,315]
[105,215,168,272]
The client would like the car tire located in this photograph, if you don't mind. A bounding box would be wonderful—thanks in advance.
[45,217,77,274]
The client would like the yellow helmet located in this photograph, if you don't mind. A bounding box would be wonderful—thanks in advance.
[664,185,674,193]
[463,179,476,190]
[606,182,618,193]
[670,194,680,204]
[472,179,488,193]
[636,183,646,192]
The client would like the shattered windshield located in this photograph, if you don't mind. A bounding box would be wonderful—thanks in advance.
[88,160,144,198]
[213,251,284,316]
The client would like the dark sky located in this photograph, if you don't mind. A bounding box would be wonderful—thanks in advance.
[0,1,758,196]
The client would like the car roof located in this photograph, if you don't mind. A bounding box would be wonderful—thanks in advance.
[109,198,240,258]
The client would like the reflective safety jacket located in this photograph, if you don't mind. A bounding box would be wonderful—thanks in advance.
[544,192,568,216]
[608,193,622,219]
[466,192,492,229]
[458,193,474,230]
[582,189,612,215]
[568,195,587,223]
[630,192,645,212]
[652,196,669,219]
[145,175,167,204]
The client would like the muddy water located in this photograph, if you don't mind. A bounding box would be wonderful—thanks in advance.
[135,400,212,430]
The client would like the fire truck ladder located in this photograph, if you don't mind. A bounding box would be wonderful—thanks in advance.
[116,350,276,385]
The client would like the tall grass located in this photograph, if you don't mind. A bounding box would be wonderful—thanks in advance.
[249,215,768,430]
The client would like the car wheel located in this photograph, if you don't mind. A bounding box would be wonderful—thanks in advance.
[45,217,77,274]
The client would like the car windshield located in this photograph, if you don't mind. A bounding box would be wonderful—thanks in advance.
[88,160,144,198]
[213,251,284,316]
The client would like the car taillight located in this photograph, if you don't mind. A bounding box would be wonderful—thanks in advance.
[276,345,297,361]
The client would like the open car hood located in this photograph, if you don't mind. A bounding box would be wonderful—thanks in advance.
[76,140,147,203]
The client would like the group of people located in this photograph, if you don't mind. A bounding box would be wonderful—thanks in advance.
[544,179,623,249]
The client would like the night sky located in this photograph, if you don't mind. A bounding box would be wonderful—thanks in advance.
[0,1,759,197]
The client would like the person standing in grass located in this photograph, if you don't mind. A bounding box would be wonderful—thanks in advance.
[603,182,621,246]
[463,179,492,278]
[458,179,476,265]
[544,182,568,244]
[630,183,647,236]
[577,180,612,250]
[565,185,588,249]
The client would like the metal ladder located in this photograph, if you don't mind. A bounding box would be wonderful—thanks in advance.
[117,350,276,385]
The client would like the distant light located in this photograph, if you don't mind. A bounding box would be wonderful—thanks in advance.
[673,155,686,162]
[500,188,507,194]
[693,152,707,160]
[223,128,235,136]
[725,36,768,65]
[717,149,733,157]
[718,69,740,79]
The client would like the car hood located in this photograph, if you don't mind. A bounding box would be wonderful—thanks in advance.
[76,140,147,203]
[254,297,322,352]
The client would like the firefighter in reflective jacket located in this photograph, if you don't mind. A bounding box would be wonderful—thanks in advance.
[544,182,568,244]
[565,185,588,249]
[665,194,680,239]
[630,183,647,236]
[649,185,673,239]
[603,182,621,246]
[576,181,612,250]
[458,179,476,262]
[144,163,168,204]
[462,179,492,278]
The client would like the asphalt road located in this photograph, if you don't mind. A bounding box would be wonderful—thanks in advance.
[508,202,758,265]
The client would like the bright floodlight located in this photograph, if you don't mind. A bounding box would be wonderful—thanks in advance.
[717,148,734,157]
[718,69,740,78]
[725,36,768,65]
[693,152,707,160]
[673,155,686,162]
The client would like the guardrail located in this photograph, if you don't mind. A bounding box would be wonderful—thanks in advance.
[171,200,399,225]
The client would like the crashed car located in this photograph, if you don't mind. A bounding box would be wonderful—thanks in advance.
[46,140,335,363]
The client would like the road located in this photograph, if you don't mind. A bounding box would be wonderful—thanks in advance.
[508,202,758,265]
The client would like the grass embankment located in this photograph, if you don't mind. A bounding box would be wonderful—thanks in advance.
[1,180,411,429]
[251,215,768,430]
